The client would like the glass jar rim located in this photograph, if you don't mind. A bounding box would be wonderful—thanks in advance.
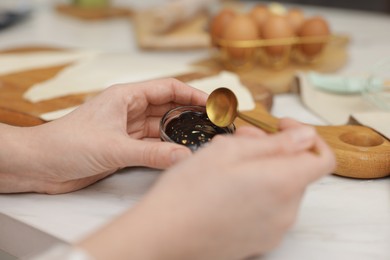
[159,105,235,151]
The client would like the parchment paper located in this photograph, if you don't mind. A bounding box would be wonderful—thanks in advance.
[298,72,390,139]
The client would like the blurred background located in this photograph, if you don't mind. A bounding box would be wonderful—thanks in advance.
[0,1,389,260]
[249,0,390,13]
[0,0,389,32]
[2,0,390,12]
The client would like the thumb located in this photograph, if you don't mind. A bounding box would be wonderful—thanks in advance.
[120,139,192,169]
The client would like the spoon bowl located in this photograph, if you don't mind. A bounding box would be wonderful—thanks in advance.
[206,87,278,133]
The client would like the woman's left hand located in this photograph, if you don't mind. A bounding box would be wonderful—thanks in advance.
[0,78,207,194]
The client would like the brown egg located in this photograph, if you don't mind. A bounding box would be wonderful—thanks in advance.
[261,15,294,57]
[249,5,269,33]
[298,16,331,57]
[210,8,236,46]
[286,8,305,33]
[222,14,259,60]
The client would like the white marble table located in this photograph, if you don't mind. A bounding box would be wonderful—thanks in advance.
[0,1,389,259]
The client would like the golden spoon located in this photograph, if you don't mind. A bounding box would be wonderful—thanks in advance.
[206,87,278,133]
[206,87,321,155]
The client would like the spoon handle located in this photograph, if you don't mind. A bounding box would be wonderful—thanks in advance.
[237,111,319,154]
[237,111,278,133]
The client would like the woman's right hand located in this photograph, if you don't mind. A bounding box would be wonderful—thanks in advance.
[79,119,336,260]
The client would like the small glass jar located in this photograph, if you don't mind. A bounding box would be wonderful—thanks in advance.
[160,106,235,152]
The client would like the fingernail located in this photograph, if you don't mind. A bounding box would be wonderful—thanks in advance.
[171,149,191,164]
[288,127,316,144]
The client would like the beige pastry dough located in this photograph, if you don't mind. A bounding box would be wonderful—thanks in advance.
[37,70,255,121]
[24,53,196,103]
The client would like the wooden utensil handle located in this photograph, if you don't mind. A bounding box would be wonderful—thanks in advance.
[237,111,278,133]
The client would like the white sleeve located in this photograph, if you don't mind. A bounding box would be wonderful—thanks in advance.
[27,244,94,260]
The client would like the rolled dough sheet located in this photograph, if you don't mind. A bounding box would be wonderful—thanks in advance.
[0,50,98,76]
[38,71,255,121]
[24,52,198,103]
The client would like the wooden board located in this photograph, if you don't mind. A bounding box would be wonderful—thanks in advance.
[132,11,210,50]
[55,4,133,20]
[0,47,273,127]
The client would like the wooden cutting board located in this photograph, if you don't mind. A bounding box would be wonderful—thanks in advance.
[0,47,273,127]
[3,47,387,179]
[55,4,133,20]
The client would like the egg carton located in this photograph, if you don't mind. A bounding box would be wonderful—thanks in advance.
[212,34,349,70]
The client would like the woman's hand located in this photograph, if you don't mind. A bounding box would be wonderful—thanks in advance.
[79,119,336,260]
[0,78,207,194]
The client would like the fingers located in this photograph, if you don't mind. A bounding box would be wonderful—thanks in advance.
[145,102,177,117]
[268,148,334,186]
[238,147,334,194]
[37,171,115,194]
[212,124,318,161]
[122,78,208,107]
[120,139,192,169]
[279,118,336,179]
[234,118,303,139]
[127,116,162,138]
[278,117,305,130]
[272,133,335,185]
[128,116,172,139]
[309,136,337,179]
[235,126,267,138]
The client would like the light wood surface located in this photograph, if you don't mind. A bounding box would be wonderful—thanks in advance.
[238,103,390,179]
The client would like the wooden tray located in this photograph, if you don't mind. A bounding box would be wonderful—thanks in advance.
[132,8,348,93]
[194,35,349,94]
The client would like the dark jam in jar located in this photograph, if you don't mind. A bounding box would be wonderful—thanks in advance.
[164,110,233,151]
